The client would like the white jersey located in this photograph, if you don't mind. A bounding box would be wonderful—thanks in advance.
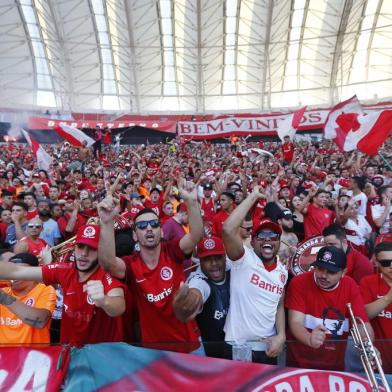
[344,216,372,245]
[224,247,287,349]
[371,204,392,234]
[351,192,367,216]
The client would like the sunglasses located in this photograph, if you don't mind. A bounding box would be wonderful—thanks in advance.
[28,224,42,229]
[255,231,280,240]
[379,259,392,268]
[240,226,253,232]
[134,219,160,230]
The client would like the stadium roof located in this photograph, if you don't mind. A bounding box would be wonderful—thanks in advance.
[1,0,392,114]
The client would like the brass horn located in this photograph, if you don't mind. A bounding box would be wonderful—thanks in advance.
[347,303,391,392]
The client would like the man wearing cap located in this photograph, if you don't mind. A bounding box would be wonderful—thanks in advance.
[222,186,287,364]
[285,245,374,371]
[323,224,373,284]
[173,236,231,359]
[122,192,145,223]
[211,192,235,237]
[97,179,204,353]
[277,209,298,265]
[0,224,126,346]
[199,184,216,224]
[0,253,55,344]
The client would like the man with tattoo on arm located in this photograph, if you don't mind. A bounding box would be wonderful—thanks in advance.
[0,253,55,344]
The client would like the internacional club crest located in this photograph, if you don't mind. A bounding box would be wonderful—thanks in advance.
[160,266,173,281]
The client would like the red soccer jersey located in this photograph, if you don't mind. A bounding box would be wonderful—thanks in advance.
[211,210,230,237]
[282,142,295,162]
[57,213,87,238]
[121,205,144,223]
[42,263,124,346]
[345,247,374,284]
[122,239,200,353]
[304,203,335,239]
[144,198,163,217]
[200,198,215,223]
[360,274,392,373]
[285,272,368,371]
[26,210,38,220]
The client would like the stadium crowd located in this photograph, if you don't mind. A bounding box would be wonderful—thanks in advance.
[0,133,391,373]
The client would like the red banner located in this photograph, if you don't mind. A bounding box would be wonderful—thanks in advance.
[28,117,177,133]
[0,346,69,392]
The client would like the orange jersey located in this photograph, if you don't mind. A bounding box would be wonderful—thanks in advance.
[0,283,56,344]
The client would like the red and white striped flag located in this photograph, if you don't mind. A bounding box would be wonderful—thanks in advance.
[54,124,95,147]
[324,96,392,155]
[276,107,307,141]
[21,129,53,171]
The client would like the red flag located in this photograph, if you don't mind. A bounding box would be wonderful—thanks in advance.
[324,96,392,155]
[276,107,307,141]
[54,124,95,147]
[21,129,53,170]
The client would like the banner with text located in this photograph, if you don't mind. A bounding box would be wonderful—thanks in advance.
[0,346,69,392]
[177,107,392,139]
[63,342,382,392]
[28,117,177,134]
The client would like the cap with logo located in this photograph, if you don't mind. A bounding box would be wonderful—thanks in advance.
[75,224,100,250]
[10,253,39,267]
[197,236,225,259]
[254,219,282,235]
[278,209,293,220]
[312,246,346,272]
[203,183,213,190]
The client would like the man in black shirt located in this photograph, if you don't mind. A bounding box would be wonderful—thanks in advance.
[172,236,231,359]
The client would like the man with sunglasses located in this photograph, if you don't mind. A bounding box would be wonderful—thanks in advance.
[222,186,287,364]
[97,179,204,353]
[360,241,392,373]
[14,217,47,260]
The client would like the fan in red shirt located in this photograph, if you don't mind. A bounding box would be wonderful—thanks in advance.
[281,135,295,164]
[286,246,373,371]
[143,188,164,217]
[97,178,204,353]
[199,183,216,224]
[0,224,126,346]
[211,192,235,237]
[360,241,392,373]
[57,197,87,238]
[322,224,374,284]
[300,187,335,239]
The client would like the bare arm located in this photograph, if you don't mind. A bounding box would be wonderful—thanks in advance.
[0,290,51,328]
[266,295,286,357]
[365,287,392,320]
[13,240,29,254]
[222,187,263,260]
[172,283,203,322]
[178,179,204,255]
[288,309,327,349]
[373,197,391,228]
[65,201,80,234]
[97,195,127,279]
[0,262,43,282]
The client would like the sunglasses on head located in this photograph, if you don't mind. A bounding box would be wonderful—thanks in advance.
[134,219,160,230]
[255,231,280,240]
[379,259,392,268]
[28,224,42,229]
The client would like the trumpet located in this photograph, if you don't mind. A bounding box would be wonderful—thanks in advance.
[347,303,391,392]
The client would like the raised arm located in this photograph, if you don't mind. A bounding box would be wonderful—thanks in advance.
[177,178,204,255]
[97,192,127,279]
[0,262,43,282]
[222,186,264,260]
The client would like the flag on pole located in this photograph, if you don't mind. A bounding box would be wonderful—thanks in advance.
[54,124,95,147]
[21,129,53,171]
[324,96,392,155]
[276,107,307,141]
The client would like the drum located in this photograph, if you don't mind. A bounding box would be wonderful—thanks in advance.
[289,236,325,276]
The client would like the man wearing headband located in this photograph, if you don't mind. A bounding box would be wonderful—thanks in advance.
[0,224,126,346]
[0,253,55,344]
[222,186,287,364]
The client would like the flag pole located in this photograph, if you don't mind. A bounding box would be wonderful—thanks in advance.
[379,152,392,171]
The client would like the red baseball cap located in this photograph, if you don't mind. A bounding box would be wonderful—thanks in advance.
[253,219,282,235]
[75,224,100,250]
[197,236,225,259]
